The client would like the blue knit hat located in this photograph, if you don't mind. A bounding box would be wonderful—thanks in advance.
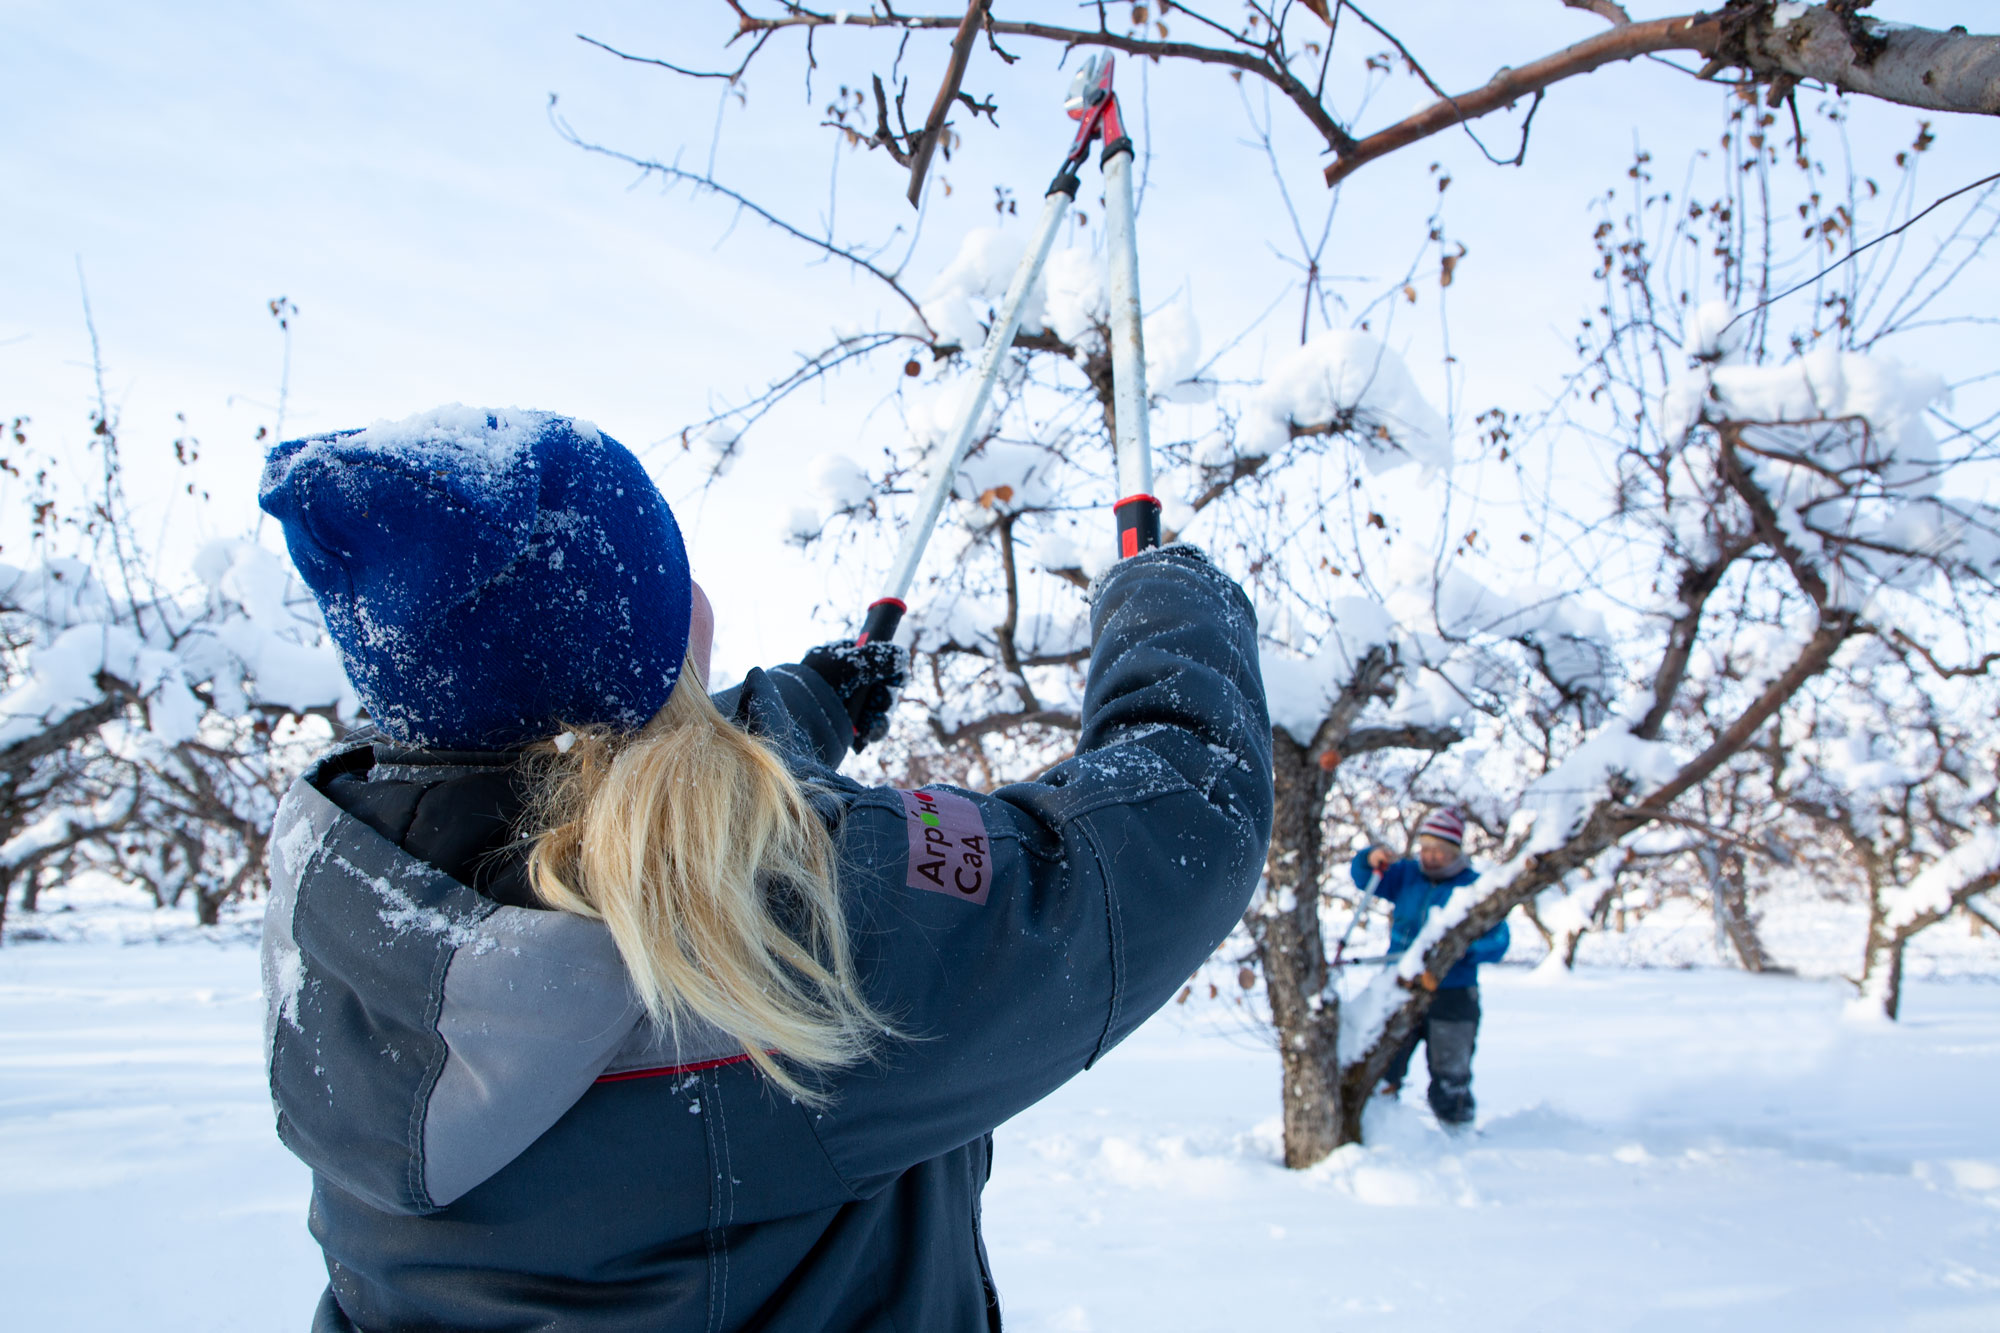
[258,407,692,749]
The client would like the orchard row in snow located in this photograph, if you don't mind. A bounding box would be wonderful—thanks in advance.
[7,111,1999,1169]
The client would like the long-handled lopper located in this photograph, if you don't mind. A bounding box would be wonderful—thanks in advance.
[853,53,1159,662]
[1330,869,1385,967]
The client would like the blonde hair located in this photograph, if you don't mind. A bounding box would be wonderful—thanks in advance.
[525,657,883,1103]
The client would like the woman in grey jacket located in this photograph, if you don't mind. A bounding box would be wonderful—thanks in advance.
[258,409,1272,1332]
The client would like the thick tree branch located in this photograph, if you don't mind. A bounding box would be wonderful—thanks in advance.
[1629,616,1855,818]
[1328,13,1725,187]
[0,674,137,782]
[1326,6,2000,187]
[1341,723,1463,755]
[905,0,989,205]
[990,511,1042,714]
[1635,536,1754,740]
[929,706,1080,745]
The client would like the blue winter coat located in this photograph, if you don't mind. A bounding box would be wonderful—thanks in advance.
[262,547,1272,1332]
[1348,849,1509,989]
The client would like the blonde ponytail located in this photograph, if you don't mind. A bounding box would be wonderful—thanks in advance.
[526,658,883,1103]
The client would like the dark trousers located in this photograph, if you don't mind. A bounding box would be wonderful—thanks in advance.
[1381,984,1480,1125]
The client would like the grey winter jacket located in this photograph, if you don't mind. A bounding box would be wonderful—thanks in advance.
[262,546,1272,1332]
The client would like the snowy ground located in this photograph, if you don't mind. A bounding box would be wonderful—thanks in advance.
[3,902,1997,1331]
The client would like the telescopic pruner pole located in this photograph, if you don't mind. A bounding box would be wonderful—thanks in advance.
[1331,870,1384,967]
[855,54,1157,649]
[854,182,1074,646]
[853,109,1092,650]
[1089,60,1160,561]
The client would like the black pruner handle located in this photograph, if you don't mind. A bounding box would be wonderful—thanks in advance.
[1113,494,1161,560]
[857,597,905,646]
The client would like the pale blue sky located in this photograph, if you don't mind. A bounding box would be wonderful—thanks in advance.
[6,2,1993,672]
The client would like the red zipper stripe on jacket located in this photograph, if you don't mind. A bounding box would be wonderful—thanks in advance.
[594,1053,755,1084]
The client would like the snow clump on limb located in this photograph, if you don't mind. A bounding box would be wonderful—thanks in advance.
[1236,331,1451,474]
[1687,299,1745,363]
[784,507,823,548]
[0,540,353,758]
[956,441,1058,518]
[920,227,1029,349]
[700,421,741,477]
[185,540,357,720]
[1881,826,2000,934]
[1259,596,1400,745]
[1662,346,1946,474]
[786,455,872,543]
[1037,247,1106,348]
[1144,291,1211,404]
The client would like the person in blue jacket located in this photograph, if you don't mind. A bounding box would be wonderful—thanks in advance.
[1351,806,1508,1128]
[256,409,1273,1332]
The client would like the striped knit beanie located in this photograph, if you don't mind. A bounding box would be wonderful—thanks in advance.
[1416,807,1466,846]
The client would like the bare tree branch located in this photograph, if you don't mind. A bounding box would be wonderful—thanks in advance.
[906,0,989,206]
[576,29,771,81]
[726,6,1361,155]
[1326,7,2000,187]
[1563,0,1632,25]
[549,103,938,339]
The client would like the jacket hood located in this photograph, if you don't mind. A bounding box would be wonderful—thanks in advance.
[263,754,736,1215]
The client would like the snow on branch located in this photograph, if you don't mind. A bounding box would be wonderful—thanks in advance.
[1236,331,1451,475]
[1883,825,2000,933]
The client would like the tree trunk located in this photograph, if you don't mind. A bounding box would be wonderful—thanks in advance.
[1248,734,1345,1168]
[1519,897,1556,951]
[1877,936,1907,1020]
[1699,843,1774,971]
[1856,846,1898,1016]
[1718,876,1774,974]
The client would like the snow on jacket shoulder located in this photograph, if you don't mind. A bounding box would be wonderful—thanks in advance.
[1347,849,1509,989]
[263,545,1272,1333]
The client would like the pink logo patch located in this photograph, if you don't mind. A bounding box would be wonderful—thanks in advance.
[899,788,991,905]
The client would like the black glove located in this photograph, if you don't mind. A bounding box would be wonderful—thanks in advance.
[800,640,910,753]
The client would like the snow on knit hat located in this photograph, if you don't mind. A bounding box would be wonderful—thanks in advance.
[258,407,692,750]
[1416,806,1466,846]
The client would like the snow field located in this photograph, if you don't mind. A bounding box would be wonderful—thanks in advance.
[0,938,321,1332]
[2,923,1996,1331]
[991,969,2000,1331]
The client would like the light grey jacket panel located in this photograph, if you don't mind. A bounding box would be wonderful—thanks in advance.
[422,909,641,1209]
[264,757,737,1216]
[262,776,339,1078]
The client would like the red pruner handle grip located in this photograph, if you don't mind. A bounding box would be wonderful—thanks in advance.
[857,597,906,647]
[1113,495,1161,560]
